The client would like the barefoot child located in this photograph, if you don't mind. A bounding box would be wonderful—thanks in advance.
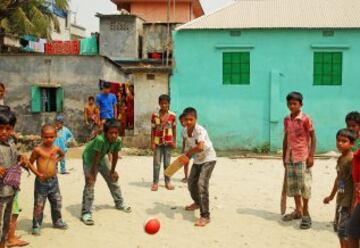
[0,110,36,248]
[182,107,216,227]
[84,96,100,140]
[345,112,360,152]
[282,92,316,230]
[54,115,74,174]
[150,94,176,191]
[323,129,355,248]
[81,119,131,226]
[30,124,68,235]
[179,113,190,183]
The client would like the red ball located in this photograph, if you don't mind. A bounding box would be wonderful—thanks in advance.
[144,218,160,235]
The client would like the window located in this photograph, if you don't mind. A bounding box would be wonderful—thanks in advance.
[31,86,64,113]
[313,52,342,85]
[223,52,250,85]
[147,74,155,80]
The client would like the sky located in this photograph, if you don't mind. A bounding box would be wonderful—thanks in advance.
[70,0,235,35]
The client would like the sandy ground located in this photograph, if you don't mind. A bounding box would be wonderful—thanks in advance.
[13,151,340,248]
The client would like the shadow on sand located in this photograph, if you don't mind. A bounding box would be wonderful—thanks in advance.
[146,202,196,223]
[237,208,334,232]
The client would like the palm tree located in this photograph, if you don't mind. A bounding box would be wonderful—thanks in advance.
[0,0,69,40]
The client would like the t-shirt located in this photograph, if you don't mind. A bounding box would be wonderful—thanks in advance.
[54,126,73,153]
[0,142,19,197]
[151,111,177,146]
[182,124,216,164]
[284,112,314,164]
[82,133,122,167]
[96,93,117,119]
[336,151,353,208]
[352,139,360,152]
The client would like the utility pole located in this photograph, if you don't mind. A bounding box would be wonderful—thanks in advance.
[166,0,170,66]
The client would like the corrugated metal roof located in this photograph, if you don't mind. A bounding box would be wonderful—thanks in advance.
[177,0,360,30]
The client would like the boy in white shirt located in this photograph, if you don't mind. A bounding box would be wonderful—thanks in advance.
[182,107,216,227]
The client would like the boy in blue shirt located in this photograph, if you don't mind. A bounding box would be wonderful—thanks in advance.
[96,82,117,122]
[54,115,74,174]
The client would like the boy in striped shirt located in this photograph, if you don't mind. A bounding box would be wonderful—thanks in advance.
[150,95,176,191]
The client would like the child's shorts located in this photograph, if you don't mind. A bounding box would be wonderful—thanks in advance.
[12,192,21,215]
[286,161,312,199]
[336,206,350,239]
[348,204,360,239]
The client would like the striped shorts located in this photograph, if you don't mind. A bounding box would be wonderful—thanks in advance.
[286,161,312,199]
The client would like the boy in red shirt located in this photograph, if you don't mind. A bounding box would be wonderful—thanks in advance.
[282,92,316,230]
[348,148,360,248]
[150,95,176,191]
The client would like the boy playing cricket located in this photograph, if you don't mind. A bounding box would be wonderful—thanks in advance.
[324,129,355,248]
[30,124,68,235]
[180,113,190,183]
[282,92,316,230]
[150,94,176,191]
[81,119,131,226]
[182,107,216,227]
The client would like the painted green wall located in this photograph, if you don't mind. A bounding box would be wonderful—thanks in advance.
[171,29,360,152]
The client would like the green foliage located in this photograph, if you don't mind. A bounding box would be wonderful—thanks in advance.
[0,0,69,39]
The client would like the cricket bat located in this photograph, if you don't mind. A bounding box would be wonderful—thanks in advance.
[164,155,190,177]
[280,169,287,215]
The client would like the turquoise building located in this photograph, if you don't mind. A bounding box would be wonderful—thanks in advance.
[171,0,360,152]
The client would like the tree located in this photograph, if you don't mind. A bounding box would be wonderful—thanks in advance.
[0,0,69,40]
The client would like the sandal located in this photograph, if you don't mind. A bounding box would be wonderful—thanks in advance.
[282,211,302,222]
[194,217,210,227]
[181,178,188,183]
[81,214,94,226]
[151,184,158,191]
[116,204,132,213]
[300,215,312,229]
[165,184,175,190]
[185,203,199,211]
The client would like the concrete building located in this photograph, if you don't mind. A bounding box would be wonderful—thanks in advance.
[98,14,144,60]
[118,61,171,147]
[46,0,86,41]
[0,55,127,141]
[111,0,204,23]
[171,0,360,152]
[70,24,87,40]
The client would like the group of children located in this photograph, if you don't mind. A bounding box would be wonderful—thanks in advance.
[0,80,359,246]
[281,91,360,248]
